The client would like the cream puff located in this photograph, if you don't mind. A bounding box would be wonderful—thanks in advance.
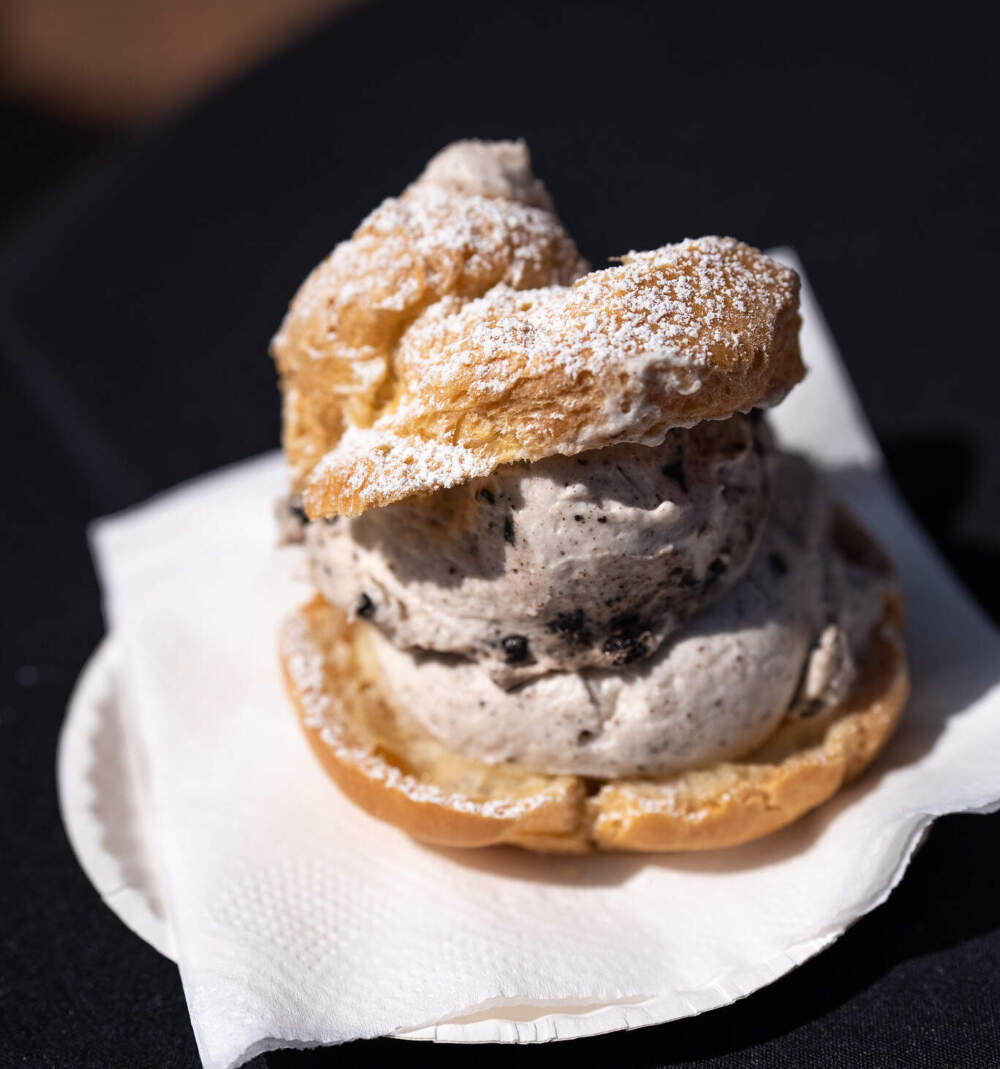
[272,140,908,853]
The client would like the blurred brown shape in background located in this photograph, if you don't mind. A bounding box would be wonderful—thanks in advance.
[0,0,358,231]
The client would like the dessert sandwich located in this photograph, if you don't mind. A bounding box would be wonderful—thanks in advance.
[272,140,908,853]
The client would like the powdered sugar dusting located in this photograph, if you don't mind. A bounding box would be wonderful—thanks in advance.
[275,142,800,516]
[303,233,799,514]
[310,424,494,505]
[398,236,795,396]
[272,141,590,493]
[416,139,555,210]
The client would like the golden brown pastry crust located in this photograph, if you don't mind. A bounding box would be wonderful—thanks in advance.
[280,594,908,854]
[272,142,803,519]
[271,141,588,508]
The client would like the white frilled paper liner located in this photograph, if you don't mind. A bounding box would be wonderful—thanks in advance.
[80,252,1000,1069]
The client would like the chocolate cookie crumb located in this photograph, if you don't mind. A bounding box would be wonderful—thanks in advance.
[501,635,530,663]
[602,633,648,665]
[661,451,687,494]
[799,697,825,719]
[608,611,643,639]
[548,609,587,639]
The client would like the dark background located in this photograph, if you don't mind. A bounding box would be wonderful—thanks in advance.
[2,1,997,1066]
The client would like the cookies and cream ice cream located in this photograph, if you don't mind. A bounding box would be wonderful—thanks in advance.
[289,412,773,687]
[282,449,891,778]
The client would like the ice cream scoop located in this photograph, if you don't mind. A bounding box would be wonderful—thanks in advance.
[361,455,891,779]
[291,411,774,686]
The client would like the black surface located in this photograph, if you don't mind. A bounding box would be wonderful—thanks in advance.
[1,1,997,1066]
[0,100,112,239]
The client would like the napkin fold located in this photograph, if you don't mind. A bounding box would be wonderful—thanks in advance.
[90,253,1000,1069]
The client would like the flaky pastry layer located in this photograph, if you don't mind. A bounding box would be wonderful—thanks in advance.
[271,142,803,518]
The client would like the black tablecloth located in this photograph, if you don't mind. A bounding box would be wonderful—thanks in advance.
[2,2,998,1065]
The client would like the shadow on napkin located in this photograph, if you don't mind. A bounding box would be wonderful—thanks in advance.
[86,661,167,923]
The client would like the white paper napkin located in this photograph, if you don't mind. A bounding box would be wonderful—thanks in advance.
[89,252,1000,1069]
